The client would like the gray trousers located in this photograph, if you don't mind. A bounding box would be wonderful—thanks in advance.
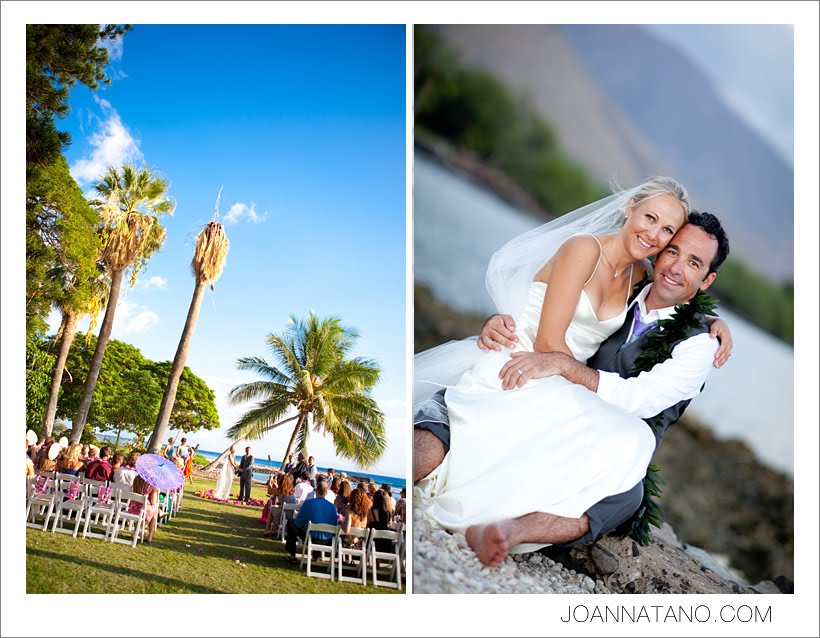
[414,389,644,546]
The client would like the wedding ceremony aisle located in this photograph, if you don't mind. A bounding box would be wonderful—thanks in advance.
[26,477,398,594]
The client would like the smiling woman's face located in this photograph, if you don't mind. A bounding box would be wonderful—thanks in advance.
[620,193,687,259]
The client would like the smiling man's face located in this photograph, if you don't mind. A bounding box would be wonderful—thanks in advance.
[647,223,718,310]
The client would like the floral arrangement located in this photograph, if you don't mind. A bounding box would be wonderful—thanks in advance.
[193,489,265,508]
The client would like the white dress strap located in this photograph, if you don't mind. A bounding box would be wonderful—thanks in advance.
[581,234,603,287]
[624,263,635,306]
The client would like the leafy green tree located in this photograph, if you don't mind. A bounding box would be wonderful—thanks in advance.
[26,337,55,431]
[26,157,101,340]
[70,163,174,442]
[146,361,221,439]
[52,335,218,444]
[26,24,130,169]
[225,314,387,469]
[148,220,229,453]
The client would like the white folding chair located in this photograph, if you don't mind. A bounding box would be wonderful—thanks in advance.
[337,527,370,585]
[51,475,87,537]
[279,502,299,542]
[82,483,118,540]
[26,474,59,530]
[299,522,339,580]
[110,491,147,547]
[367,529,403,589]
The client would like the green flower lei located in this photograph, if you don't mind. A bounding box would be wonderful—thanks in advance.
[615,278,719,545]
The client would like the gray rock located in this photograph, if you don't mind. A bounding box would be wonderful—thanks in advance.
[590,544,619,575]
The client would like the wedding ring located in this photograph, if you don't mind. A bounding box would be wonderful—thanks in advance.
[517,368,523,374]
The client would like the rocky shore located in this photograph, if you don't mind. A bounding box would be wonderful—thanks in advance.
[413,283,794,593]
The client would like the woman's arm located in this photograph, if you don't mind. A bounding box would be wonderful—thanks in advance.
[532,235,601,355]
[705,316,733,368]
[341,511,352,534]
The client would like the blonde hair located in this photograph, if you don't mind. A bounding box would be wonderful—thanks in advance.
[61,443,82,466]
[623,176,690,219]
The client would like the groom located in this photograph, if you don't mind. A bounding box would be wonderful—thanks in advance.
[414,212,730,567]
[238,446,254,502]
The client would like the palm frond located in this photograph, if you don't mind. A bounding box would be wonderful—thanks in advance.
[192,221,229,286]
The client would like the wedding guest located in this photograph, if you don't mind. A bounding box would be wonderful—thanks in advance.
[308,456,317,486]
[341,487,370,534]
[285,479,337,564]
[335,480,353,514]
[264,474,296,536]
[381,484,396,515]
[395,488,407,524]
[35,437,55,467]
[79,444,90,463]
[282,453,295,475]
[25,437,35,477]
[177,437,191,459]
[325,467,336,486]
[183,452,195,485]
[37,445,59,473]
[132,475,159,543]
[112,453,124,474]
[293,471,313,504]
[59,443,85,476]
[368,489,394,552]
[163,437,176,461]
[85,446,113,481]
[113,452,140,488]
[260,474,279,527]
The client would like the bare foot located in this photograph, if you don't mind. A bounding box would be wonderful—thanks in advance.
[466,524,508,568]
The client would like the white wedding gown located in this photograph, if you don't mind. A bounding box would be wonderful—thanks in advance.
[415,281,656,552]
[214,457,235,500]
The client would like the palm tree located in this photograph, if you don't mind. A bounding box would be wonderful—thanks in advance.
[226,314,387,469]
[146,219,229,453]
[69,163,174,443]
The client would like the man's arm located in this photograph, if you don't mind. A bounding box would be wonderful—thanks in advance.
[499,334,718,418]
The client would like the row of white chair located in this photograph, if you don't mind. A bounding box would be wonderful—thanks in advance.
[26,474,181,547]
[298,522,405,589]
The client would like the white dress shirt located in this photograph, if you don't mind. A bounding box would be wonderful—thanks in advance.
[293,480,314,504]
[596,284,718,419]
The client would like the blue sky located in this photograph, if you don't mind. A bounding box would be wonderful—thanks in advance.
[53,25,407,476]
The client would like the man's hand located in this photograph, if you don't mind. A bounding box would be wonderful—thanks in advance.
[478,314,519,352]
[499,351,567,390]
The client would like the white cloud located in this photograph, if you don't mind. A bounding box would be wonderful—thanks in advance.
[98,29,124,62]
[111,300,159,336]
[223,201,269,225]
[70,95,142,188]
[141,275,168,291]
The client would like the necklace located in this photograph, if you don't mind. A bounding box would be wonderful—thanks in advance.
[599,244,626,278]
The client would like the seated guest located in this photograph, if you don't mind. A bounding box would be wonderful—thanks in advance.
[78,444,90,463]
[260,473,280,526]
[37,443,60,473]
[264,474,296,536]
[334,479,352,515]
[395,488,407,524]
[59,443,85,476]
[380,484,396,516]
[112,452,140,488]
[340,487,370,535]
[368,489,394,552]
[285,479,338,564]
[306,479,336,504]
[35,437,55,467]
[85,446,114,482]
[293,471,313,504]
[112,453,124,474]
[131,475,159,543]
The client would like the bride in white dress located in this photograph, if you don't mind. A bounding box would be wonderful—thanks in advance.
[214,445,238,500]
[414,177,690,554]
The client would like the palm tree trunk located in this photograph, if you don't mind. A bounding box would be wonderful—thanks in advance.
[70,268,125,443]
[41,311,79,437]
[281,412,306,467]
[147,280,207,454]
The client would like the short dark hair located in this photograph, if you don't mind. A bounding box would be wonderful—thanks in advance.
[99,446,111,459]
[315,478,328,497]
[300,471,310,481]
[687,211,730,275]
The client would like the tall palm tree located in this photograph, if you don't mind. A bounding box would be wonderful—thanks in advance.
[147,219,229,453]
[69,163,174,443]
[226,314,387,469]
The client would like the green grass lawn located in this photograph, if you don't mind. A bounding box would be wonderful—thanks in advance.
[26,477,403,594]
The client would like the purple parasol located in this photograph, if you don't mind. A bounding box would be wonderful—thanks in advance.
[136,453,184,490]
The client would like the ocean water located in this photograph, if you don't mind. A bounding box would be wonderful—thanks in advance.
[197,449,406,493]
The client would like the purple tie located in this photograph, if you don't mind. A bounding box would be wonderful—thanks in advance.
[626,304,657,345]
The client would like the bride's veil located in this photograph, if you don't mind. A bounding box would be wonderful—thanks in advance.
[413,187,640,419]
